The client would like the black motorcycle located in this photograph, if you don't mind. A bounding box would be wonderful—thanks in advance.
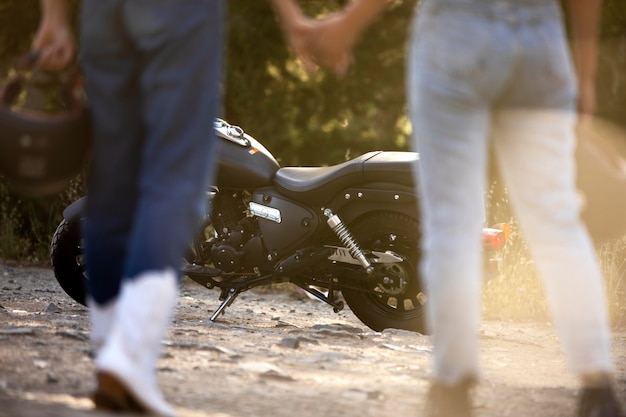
[50,119,506,334]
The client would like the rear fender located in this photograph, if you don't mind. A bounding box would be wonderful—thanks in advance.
[61,188,216,225]
[62,196,86,222]
[328,183,419,225]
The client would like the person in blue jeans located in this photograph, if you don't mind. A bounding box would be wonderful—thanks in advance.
[33,1,310,415]
[303,0,623,416]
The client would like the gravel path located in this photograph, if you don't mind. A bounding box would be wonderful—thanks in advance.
[1,264,624,416]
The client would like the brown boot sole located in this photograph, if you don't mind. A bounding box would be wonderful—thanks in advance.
[92,371,150,414]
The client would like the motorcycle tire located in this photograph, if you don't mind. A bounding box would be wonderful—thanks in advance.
[341,211,427,334]
[50,218,87,306]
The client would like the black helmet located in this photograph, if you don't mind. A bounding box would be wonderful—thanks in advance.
[0,70,91,196]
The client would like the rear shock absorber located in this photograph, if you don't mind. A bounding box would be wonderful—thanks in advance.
[324,209,374,274]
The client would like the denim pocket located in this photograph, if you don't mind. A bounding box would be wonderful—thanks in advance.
[413,5,494,80]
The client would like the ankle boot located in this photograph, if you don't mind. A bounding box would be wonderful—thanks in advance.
[578,373,624,417]
[425,377,475,417]
[94,269,179,416]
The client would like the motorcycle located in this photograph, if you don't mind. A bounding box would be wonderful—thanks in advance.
[50,119,507,334]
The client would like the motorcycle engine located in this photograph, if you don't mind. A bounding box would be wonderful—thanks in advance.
[210,191,247,233]
[209,191,263,272]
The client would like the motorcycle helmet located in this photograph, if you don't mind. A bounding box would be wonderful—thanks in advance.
[0,70,91,196]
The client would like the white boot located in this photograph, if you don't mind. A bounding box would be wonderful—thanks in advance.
[88,297,118,352]
[94,269,179,416]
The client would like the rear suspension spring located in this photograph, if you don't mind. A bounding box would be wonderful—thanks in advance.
[324,209,373,274]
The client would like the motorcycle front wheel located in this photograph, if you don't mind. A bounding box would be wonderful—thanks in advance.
[50,218,87,306]
[341,211,427,334]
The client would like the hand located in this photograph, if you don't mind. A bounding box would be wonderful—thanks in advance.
[307,13,357,77]
[280,15,319,76]
[272,0,386,77]
[31,18,74,71]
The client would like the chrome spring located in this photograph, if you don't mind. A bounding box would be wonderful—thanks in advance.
[324,209,373,274]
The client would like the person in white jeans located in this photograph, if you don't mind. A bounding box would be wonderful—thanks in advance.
[408,0,613,382]
[299,0,623,416]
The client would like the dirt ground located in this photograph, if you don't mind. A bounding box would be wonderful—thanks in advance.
[0,263,624,417]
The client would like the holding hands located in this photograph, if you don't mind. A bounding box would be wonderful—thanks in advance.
[273,0,389,77]
[32,0,388,76]
[300,12,357,77]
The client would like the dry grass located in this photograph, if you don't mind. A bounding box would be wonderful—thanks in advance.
[597,238,626,327]
[482,224,626,328]
[482,224,548,322]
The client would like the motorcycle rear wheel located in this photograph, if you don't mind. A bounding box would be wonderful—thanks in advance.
[341,211,427,334]
[50,218,87,306]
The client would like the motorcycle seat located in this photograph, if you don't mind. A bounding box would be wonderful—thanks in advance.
[274,151,419,205]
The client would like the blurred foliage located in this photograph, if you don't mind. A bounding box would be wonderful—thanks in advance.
[0,2,39,75]
[0,180,84,264]
[596,3,626,129]
[0,0,626,263]
[224,0,415,166]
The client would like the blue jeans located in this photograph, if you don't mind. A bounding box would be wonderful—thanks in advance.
[408,0,613,382]
[79,0,225,304]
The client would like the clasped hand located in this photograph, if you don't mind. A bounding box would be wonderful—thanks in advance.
[283,11,358,78]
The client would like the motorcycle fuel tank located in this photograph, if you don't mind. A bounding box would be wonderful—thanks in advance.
[214,119,280,189]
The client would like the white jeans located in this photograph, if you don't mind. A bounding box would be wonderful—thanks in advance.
[408,0,613,383]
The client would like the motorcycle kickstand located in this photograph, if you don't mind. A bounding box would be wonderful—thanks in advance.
[210,288,240,321]
[327,277,344,313]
